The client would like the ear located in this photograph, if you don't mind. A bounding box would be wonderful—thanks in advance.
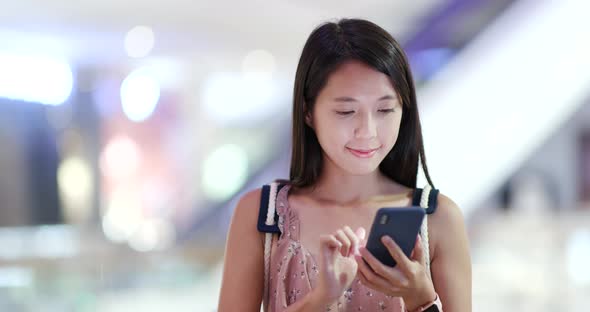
[304,105,314,128]
[305,112,313,128]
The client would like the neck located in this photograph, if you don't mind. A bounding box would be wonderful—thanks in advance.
[304,160,404,205]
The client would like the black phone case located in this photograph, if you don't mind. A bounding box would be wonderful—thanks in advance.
[365,207,425,267]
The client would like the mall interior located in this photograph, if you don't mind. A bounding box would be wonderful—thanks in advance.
[0,0,589,311]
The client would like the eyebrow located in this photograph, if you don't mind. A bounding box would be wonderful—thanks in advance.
[333,95,397,102]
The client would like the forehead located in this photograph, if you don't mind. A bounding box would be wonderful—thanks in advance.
[319,60,397,98]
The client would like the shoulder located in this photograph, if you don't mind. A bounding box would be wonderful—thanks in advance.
[430,192,465,226]
[232,188,263,225]
[236,188,263,210]
[427,192,469,257]
[224,187,272,262]
[426,193,473,311]
[219,188,267,310]
[228,188,265,242]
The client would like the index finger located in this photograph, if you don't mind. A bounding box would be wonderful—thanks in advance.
[342,226,360,255]
[381,235,412,273]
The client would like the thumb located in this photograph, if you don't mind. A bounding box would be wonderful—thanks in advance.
[354,226,367,246]
[352,227,366,256]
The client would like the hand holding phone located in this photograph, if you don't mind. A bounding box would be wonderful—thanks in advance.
[356,207,438,308]
[365,207,425,267]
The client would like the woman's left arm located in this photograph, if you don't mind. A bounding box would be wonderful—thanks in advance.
[355,193,472,311]
[428,193,472,312]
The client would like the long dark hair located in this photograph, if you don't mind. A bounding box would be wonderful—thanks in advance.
[289,18,434,189]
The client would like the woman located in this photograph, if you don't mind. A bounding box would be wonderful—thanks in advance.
[218,18,471,311]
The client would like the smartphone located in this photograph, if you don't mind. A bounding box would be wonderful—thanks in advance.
[365,207,425,267]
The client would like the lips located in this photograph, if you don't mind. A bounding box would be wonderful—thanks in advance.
[346,146,380,158]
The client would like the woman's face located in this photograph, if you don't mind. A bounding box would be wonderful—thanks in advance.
[309,60,403,176]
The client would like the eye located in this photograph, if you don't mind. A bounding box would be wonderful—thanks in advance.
[378,108,395,113]
[336,110,354,116]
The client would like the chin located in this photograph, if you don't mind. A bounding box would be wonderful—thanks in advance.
[324,152,385,176]
[342,162,381,176]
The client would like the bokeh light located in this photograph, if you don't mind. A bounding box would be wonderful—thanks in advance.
[0,53,73,105]
[566,228,590,286]
[201,72,277,126]
[101,188,143,243]
[124,26,155,58]
[202,144,249,201]
[57,156,94,223]
[99,135,141,179]
[128,218,176,252]
[120,67,160,122]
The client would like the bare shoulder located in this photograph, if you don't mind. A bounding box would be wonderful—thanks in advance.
[427,192,469,257]
[427,193,472,311]
[230,188,263,237]
[428,192,465,227]
[235,188,263,213]
[236,188,262,209]
[226,187,265,250]
[218,187,266,311]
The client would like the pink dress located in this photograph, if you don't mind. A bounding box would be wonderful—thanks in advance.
[267,184,406,311]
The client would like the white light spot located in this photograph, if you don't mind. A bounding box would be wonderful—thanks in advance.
[57,156,94,223]
[120,67,160,122]
[0,53,73,105]
[202,144,249,201]
[0,267,33,288]
[100,135,141,179]
[201,72,277,126]
[128,218,176,252]
[125,26,155,58]
[101,189,143,243]
[566,228,590,286]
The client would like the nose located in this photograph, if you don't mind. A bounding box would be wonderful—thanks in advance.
[354,112,377,139]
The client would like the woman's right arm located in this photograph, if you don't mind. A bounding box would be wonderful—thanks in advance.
[218,188,265,311]
[217,188,345,312]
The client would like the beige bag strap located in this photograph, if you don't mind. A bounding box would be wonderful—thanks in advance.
[262,182,279,312]
[419,184,433,279]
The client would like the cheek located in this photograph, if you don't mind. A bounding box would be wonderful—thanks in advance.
[315,118,348,142]
[379,117,401,144]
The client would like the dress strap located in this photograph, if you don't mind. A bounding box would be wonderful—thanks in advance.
[275,184,301,241]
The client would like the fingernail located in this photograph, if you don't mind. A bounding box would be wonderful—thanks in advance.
[381,236,391,243]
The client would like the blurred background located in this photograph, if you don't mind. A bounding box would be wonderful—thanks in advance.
[0,0,589,311]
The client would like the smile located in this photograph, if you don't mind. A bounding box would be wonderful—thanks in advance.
[346,146,380,158]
